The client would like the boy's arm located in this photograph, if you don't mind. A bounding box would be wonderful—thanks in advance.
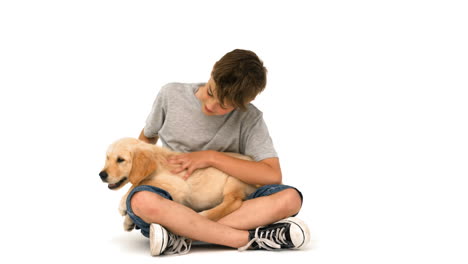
[210,152,282,185]
[138,128,158,144]
[169,151,282,185]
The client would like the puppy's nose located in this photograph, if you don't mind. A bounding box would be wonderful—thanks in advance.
[99,171,108,180]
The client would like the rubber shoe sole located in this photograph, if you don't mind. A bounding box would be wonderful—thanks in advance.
[150,223,168,256]
[279,217,311,249]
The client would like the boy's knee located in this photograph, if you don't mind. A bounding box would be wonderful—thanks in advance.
[279,188,303,215]
[130,191,164,219]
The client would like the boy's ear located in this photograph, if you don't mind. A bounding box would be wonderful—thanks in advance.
[129,148,157,185]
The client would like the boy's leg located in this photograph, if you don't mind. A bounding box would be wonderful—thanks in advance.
[130,190,249,248]
[217,185,308,251]
[127,184,308,254]
[217,187,303,230]
[218,188,302,230]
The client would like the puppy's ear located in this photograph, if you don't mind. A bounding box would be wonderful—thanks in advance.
[129,148,157,185]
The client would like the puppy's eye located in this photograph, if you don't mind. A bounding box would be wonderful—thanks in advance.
[117,157,125,163]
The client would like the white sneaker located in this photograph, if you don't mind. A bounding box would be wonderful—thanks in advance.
[238,217,310,251]
[149,223,192,256]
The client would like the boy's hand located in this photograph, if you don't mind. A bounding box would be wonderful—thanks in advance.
[168,151,215,180]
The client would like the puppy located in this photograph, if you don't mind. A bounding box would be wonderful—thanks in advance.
[99,137,258,231]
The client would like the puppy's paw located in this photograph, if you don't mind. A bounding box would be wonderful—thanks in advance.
[123,215,135,231]
[198,211,208,217]
[198,210,221,221]
[118,203,127,216]
[199,210,213,220]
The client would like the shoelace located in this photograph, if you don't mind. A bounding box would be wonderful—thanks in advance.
[164,232,192,255]
[238,226,288,251]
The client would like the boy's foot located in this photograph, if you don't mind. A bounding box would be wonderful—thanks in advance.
[149,223,192,256]
[238,217,310,251]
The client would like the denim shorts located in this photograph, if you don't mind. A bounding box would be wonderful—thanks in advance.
[126,184,303,237]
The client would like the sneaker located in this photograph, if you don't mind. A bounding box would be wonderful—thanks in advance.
[238,217,310,251]
[149,223,192,256]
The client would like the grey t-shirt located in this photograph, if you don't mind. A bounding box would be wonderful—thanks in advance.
[143,82,278,162]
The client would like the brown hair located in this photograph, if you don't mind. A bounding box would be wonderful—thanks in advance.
[211,49,267,111]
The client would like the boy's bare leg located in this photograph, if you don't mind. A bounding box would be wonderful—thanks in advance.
[217,188,303,230]
[131,188,302,248]
[131,191,249,248]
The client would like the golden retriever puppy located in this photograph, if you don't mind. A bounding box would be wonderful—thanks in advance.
[99,137,258,230]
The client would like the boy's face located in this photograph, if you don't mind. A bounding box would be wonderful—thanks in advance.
[196,78,237,116]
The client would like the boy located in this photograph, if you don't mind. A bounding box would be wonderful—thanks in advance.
[127,49,310,255]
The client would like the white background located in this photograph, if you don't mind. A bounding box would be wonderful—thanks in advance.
[1,0,467,263]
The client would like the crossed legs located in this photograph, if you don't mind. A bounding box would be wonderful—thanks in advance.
[130,188,302,248]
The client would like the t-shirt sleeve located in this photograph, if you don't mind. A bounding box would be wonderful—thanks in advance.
[241,113,278,162]
[143,87,167,138]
